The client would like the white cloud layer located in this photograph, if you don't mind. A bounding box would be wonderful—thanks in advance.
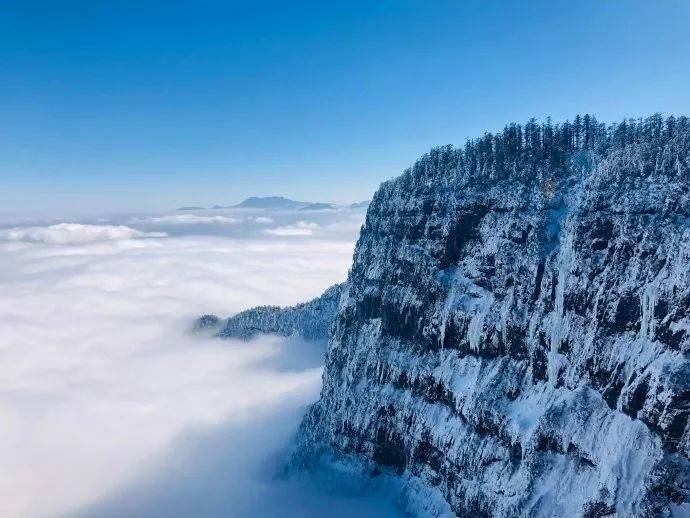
[135,214,240,225]
[0,223,165,245]
[263,221,319,236]
[0,213,401,518]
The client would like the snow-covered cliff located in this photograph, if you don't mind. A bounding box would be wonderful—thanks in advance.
[197,115,689,516]
[291,115,690,516]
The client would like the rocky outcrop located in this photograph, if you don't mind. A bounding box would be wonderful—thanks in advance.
[197,283,344,341]
[291,115,690,516]
[192,314,223,333]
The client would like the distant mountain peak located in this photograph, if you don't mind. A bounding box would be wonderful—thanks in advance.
[233,196,309,209]
[178,196,371,212]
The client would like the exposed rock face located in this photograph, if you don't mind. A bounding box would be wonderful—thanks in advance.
[293,116,690,516]
[206,283,344,341]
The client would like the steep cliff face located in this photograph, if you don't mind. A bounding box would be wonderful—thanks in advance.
[295,116,690,516]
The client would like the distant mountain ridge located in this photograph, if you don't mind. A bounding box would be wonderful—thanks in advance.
[175,196,370,212]
[233,196,309,209]
[193,283,344,341]
[299,202,336,211]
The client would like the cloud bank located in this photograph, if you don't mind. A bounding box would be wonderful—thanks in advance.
[0,223,165,245]
[135,214,240,225]
[263,221,320,236]
[0,211,401,518]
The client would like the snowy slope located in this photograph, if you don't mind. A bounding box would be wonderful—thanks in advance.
[197,283,344,341]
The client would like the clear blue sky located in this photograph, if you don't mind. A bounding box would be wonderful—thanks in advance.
[2,0,689,215]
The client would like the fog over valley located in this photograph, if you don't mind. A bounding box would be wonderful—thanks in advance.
[0,206,402,517]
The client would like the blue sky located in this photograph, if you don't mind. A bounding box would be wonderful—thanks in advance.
[2,0,689,215]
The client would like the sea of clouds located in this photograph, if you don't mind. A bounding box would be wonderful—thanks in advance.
[0,207,402,517]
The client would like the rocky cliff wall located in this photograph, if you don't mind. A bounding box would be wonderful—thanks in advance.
[295,116,690,517]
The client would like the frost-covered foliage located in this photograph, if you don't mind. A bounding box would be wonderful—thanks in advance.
[290,115,690,516]
[193,314,223,333]
[205,283,344,341]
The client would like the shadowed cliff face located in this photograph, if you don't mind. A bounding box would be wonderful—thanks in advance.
[294,116,690,517]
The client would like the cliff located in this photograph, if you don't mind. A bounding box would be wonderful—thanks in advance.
[198,115,690,516]
[293,115,690,516]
